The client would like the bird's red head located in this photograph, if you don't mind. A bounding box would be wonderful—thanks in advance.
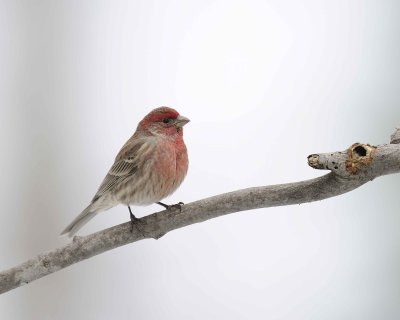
[138,107,190,137]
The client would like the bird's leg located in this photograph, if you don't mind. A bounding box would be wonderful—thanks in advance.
[156,201,169,209]
[156,201,184,212]
[128,206,144,235]
[128,206,137,233]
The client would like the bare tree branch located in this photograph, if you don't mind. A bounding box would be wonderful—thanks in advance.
[1,128,399,295]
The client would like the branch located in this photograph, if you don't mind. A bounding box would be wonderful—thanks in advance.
[1,128,399,295]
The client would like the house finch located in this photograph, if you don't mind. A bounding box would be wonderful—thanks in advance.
[61,107,190,237]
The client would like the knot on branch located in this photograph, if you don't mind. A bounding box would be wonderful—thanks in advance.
[345,143,376,175]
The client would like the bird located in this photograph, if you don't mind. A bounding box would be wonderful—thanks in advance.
[60,107,190,237]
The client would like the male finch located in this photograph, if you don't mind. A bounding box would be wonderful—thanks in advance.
[61,107,190,237]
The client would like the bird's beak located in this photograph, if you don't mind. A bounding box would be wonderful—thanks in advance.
[175,115,190,128]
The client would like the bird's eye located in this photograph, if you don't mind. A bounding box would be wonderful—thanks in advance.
[162,118,173,124]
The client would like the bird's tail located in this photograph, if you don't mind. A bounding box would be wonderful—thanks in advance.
[60,204,98,238]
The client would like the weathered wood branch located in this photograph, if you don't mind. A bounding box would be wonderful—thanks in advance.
[1,128,399,295]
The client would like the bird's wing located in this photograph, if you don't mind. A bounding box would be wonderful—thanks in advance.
[91,139,153,202]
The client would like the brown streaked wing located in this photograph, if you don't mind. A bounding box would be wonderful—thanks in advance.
[91,139,152,202]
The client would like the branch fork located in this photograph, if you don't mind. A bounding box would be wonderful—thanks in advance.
[308,143,378,178]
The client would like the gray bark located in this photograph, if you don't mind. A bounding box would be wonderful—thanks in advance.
[1,128,399,295]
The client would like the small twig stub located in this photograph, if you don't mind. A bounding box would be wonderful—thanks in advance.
[390,127,400,144]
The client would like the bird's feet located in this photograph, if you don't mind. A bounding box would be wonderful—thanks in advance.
[128,206,145,235]
[157,201,184,212]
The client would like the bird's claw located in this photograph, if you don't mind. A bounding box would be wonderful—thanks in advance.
[157,201,184,212]
[129,213,138,233]
[170,201,184,212]
[129,207,145,236]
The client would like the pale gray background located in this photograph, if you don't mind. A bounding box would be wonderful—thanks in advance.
[1,0,400,319]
